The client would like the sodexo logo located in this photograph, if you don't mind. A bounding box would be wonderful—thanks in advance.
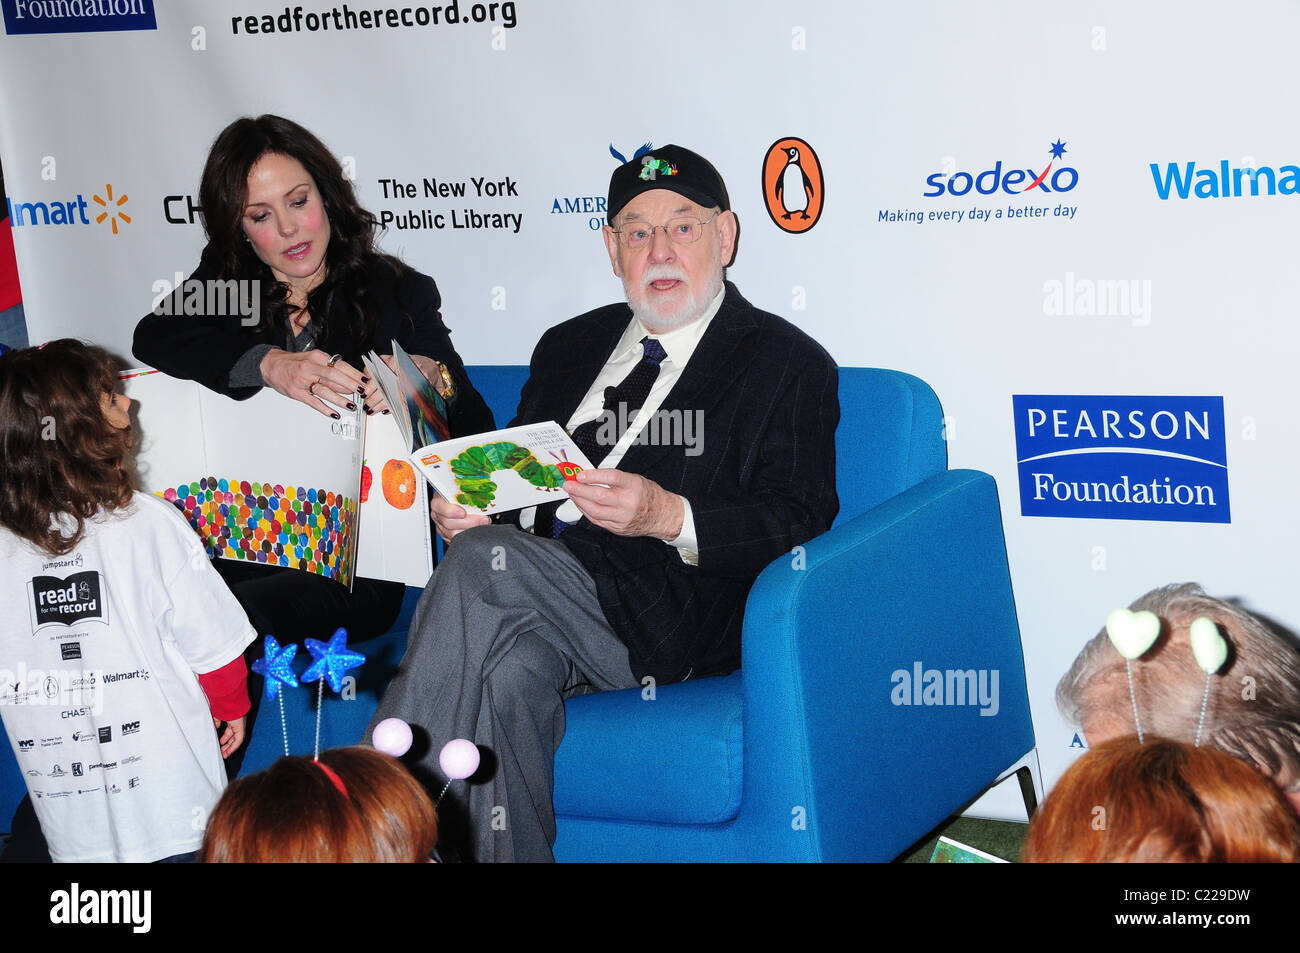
[2,0,156,35]
[1150,157,1300,199]
[925,139,1079,199]
[1012,396,1230,524]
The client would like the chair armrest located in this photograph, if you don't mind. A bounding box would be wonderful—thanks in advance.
[740,469,1034,860]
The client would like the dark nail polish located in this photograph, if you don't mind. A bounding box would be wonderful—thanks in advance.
[357,386,366,396]
[346,402,357,412]
[364,405,374,415]
[361,376,370,384]
[383,409,391,415]
[331,412,340,420]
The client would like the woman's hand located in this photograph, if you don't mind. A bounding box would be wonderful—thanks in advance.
[260,348,366,418]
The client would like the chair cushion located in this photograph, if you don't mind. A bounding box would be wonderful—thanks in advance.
[554,671,744,824]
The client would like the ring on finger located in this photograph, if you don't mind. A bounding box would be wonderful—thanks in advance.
[326,353,342,368]
[308,380,320,398]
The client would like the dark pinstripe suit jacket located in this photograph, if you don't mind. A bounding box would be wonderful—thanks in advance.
[512,282,839,683]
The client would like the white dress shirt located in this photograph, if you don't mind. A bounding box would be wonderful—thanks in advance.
[524,287,726,564]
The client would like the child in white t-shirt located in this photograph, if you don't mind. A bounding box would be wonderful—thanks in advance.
[0,339,256,862]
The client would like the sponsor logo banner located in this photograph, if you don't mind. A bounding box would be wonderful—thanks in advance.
[1150,159,1300,200]
[880,138,1080,227]
[763,137,824,234]
[1013,395,1230,524]
[1,0,156,36]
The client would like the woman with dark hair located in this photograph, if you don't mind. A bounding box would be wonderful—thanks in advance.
[134,116,494,774]
[199,746,438,863]
[0,340,254,862]
[135,114,492,428]
[1022,736,1300,862]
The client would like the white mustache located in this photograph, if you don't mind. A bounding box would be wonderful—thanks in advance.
[643,266,687,285]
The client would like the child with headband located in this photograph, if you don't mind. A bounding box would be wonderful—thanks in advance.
[0,339,255,861]
[199,746,438,862]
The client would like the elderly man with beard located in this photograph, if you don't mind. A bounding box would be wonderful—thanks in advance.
[367,145,840,862]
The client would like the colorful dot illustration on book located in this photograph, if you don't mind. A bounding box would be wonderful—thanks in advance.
[157,477,356,581]
[449,442,566,510]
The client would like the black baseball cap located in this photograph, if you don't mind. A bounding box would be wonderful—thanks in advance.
[606,144,730,223]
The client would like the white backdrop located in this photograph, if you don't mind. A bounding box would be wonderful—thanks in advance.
[4,0,1298,821]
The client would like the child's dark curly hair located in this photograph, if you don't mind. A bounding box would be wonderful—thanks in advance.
[0,339,134,554]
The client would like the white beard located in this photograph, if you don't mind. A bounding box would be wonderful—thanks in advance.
[623,259,725,333]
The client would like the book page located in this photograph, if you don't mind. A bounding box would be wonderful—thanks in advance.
[411,422,594,514]
[355,411,434,588]
[122,369,364,589]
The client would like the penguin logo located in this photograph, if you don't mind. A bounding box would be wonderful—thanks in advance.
[763,137,823,233]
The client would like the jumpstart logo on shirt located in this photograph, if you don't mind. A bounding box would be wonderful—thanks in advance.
[1012,395,1230,524]
[28,571,109,631]
[2,0,156,35]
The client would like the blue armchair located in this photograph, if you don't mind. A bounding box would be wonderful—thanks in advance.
[465,366,1038,861]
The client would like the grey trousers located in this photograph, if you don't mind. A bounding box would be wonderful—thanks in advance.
[366,524,637,862]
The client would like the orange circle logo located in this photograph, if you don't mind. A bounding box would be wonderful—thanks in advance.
[763,138,823,233]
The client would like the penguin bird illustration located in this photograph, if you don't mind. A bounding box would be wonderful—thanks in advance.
[775,147,813,220]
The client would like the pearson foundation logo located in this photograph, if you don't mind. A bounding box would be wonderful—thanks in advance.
[2,0,156,35]
[1012,396,1230,524]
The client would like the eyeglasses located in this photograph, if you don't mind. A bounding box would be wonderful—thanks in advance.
[610,213,719,250]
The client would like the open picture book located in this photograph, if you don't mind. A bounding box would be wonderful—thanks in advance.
[363,340,595,515]
[121,366,433,589]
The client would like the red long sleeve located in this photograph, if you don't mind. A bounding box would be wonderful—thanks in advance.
[197,655,251,722]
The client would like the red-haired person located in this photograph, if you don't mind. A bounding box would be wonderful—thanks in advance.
[0,340,255,862]
[1022,736,1300,862]
[199,746,437,862]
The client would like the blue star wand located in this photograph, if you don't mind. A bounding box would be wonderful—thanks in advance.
[250,635,299,757]
[302,628,365,759]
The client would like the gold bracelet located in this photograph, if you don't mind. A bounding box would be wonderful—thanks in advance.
[436,361,455,399]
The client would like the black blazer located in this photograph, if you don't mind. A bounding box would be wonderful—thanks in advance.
[513,282,839,683]
[132,243,494,437]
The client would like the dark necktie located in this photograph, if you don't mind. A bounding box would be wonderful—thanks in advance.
[533,337,667,538]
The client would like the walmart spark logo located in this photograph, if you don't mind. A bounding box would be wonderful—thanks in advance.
[92,183,130,234]
[5,182,130,235]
